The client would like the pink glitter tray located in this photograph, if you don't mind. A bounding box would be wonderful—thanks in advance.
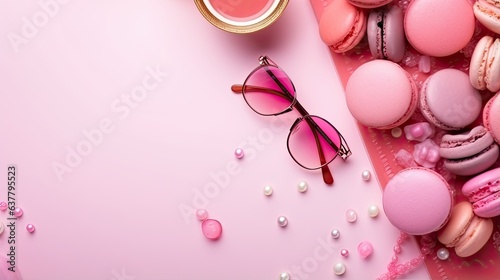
[309,0,500,279]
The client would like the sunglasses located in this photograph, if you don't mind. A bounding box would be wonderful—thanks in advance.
[231,56,351,184]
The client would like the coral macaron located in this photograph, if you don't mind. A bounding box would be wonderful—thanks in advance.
[367,4,405,62]
[346,0,393,8]
[319,0,367,53]
[462,167,500,218]
[345,59,418,129]
[483,92,500,144]
[469,36,500,92]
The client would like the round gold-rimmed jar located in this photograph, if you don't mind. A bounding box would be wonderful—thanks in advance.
[194,0,289,34]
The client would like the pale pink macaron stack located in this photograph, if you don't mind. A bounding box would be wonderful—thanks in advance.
[474,0,500,34]
[469,36,500,92]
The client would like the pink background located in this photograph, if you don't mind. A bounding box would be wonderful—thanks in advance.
[0,1,430,279]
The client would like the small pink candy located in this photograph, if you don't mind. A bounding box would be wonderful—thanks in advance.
[13,207,23,218]
[201,219,222,240]
[418,55,431,73]
[395,149,418,168]
[404,122,434,142]
[26,224,35,233]
[0,202,7,211]
[234,148,244,159]
[413,139,441,168]
[358,241,374,258]
[196,209,208,221]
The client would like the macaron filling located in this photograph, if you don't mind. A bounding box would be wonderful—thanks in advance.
[444,143,497,163]
[472,192,500,210]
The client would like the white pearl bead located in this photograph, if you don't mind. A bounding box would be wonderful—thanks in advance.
[277,216,288,227]
[279,272,290,280]
[297,181,308,193]
[437,248,450,260]
[368,205,379,218]
[331,229,340,239]
[345,209,357,223]
[362,170,372,181]
[264,185,273,196]
[391,127,403,138]
[333,262,346,276]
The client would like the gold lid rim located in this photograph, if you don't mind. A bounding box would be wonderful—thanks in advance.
[194,0,289,34]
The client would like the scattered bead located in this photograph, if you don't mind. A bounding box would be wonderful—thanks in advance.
[358,241,374,258]
[277,216,288,227]
[297,181,308,193]
[196,209,208,221]
[404,122,434,142]
[331,229,340,239]
[361,170,371,181]
[368,205,380,218]
[395,149,418,168]
[437,248,450,260]
[394,245,401,254]
[234,148,244,159]
[391,127,403,138]
[201,219,222,240]
[0,222,4,235]
[413,139,441,168]
[278,272,290,280]
[345,209,357,223]
[418,55,431,73]
[333,262,346,276]
[264,185,273,196]
[13,207,23,218]
[341,249,349,257]
[26,224,35,233]
[0,201,7,211]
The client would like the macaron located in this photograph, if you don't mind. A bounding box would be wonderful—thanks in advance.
[439,126,500,176]
[474,0,500,35]
[367,5,405,62]
[345,59,418,129]
[319,0,367,53]
[462,167,500,218]
[346,0,392,8]
[469,36,500,92]
[483,92,500,144]
[437,201,494,258]
[404,0,475,57]
[383,167,453,235]
[419,69,482,131]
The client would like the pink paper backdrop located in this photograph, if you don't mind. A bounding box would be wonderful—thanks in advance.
[0,1,430,279]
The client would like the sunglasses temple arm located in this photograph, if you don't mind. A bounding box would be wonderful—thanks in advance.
[231,84,294,103]
[303,117,334,185]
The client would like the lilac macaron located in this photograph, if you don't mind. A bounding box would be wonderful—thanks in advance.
[419,69,482,131]
[383,167,453,235]
[367,5,405,62]
[462,167,500,218]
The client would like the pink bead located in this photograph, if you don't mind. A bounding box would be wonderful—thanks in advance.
[26,224,35,233]
[395,149,418,168]
[234,148,244,159]
[196,209,208,221]
[341,249,349,257]
[404,122,433,142]
[201,219,222,240]
[13,207,23,218]
[418,55,431,73]
[358,241,374,258]
[394,245,401,254]
[413,139,441,168]
[0,202,7,211]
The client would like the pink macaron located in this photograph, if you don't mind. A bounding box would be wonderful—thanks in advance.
[419,69,482,131]
[319,0,367,53]
[345,59,418,129]
[439,126,500,176]
[404,0,475,57]
[383,167,453,235]
[437,201,494,257]
[483,92,500,144]
[469,36,500,92]
[474,0,500,34]
[346,0,392,9]
[367,4,405,62]
[462,167,500,218]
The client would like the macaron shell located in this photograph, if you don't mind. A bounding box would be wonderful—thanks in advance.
[440,126,494,159]
[419,69,482,130]
[474,0,500,35]
[368,5,405,62]
[485,38,500,92]
[383,168,453,235]
[319,0,367,53]
[483,92,500,144]
[469,36,493,90]
[405,0,475,57]
[462,167,500,202]
[455,216,494,257]
[437,201,474,247]
[347,0,393,8]
[443,144,499,176]
[346,60,418,129]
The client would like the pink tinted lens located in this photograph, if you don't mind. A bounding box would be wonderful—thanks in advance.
[242,65,295,115]
[287,116,341,169]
